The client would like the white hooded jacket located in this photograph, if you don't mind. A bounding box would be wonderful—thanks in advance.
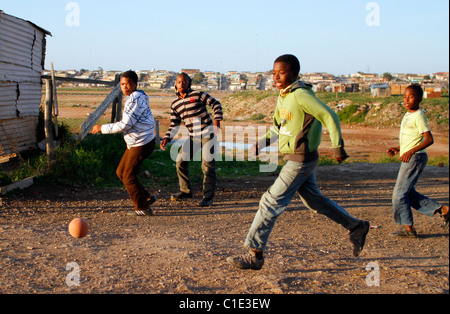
[101,90,156,148]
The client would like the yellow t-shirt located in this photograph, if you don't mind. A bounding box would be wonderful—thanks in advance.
[399,110,430,157]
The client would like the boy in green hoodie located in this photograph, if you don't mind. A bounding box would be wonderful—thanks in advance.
[227,55,370,270]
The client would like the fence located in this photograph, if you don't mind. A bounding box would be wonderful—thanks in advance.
[41,72,122,161]
[41,72,162,162]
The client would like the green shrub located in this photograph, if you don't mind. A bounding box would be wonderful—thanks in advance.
[0,171,12,186]
[337,104,367,124]
[249,113,266,121]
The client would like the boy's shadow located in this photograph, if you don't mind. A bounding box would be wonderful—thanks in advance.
[418,232,449,239]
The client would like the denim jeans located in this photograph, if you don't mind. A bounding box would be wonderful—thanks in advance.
[244,160,361,251]
[176,134,217,200]
[392,153,442,226]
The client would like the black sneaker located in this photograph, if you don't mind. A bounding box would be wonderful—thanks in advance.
[170,192,193,202]
[147,195,157,206]
[349,220,370,257]
[227,250,265,271]
[128,208,154,217]
[199,198,213,207]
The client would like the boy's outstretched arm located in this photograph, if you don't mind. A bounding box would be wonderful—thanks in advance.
[296,92,348,163]
[161,109,182,151]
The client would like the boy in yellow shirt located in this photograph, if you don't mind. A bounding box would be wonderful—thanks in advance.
[387,84,449,237]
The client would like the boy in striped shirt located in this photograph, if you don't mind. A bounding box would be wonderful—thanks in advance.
[160,73,223,207]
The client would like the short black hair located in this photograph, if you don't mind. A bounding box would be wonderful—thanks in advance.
[121,70,139,85]
[406,83,424,99]
[176,72,193,89]
[275,54,301,76]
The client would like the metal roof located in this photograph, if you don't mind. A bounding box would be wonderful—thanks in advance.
[0,11,50,78]
[0,10,51,35]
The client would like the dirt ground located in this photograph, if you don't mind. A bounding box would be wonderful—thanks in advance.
[1,91,449,295]
[0,160,448,295]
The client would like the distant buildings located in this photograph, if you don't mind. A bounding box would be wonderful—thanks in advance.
[48,67,449,96]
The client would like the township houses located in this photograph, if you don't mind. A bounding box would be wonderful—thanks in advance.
[141,70,173,89]
[370,83,392,98]
[0,11,51,157]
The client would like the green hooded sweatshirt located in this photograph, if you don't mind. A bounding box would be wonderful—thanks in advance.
[260,81,348,163]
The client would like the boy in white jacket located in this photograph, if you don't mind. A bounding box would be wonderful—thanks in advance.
[93,71,157,216]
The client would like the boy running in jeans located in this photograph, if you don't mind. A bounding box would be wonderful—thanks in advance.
[227,55,370,270]
[387,84,449,237]
[92,71,157,217]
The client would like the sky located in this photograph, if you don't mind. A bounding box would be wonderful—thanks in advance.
[1,0,449,75]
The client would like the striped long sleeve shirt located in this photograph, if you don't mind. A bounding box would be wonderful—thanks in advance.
[101,90,156,149]
[164,89,223,141]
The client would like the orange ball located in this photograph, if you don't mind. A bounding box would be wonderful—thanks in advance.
[68,218,89,239]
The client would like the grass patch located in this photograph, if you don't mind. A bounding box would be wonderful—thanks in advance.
[337,104,367,124]
[11,135,280,189]
[3,133,447,190]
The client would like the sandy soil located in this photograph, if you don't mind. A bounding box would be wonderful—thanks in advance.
[0,162,448,295]
[1,90,447,296]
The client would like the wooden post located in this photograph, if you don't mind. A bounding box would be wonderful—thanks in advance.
[111,97,118,123]
[44,79,54,164]
[111,74,123,123]
[111,74,120,123]
[155,120,160,147]
[51,63,59,138]
[116,91,122,122]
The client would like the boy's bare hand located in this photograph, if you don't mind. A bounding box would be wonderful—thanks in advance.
[335,155,349,164]
[387,147,400,157]
[92,125,102,134]
[160,138,169,151]
[400,150,414,163]
[214,120,222,139]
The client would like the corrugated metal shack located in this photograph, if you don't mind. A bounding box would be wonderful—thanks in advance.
[370,83,392,98]
[0,11,51,157]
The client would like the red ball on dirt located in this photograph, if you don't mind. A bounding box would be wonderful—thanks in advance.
[68,218,89,239]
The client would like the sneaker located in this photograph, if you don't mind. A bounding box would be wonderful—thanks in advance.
[349,220,370,257]
[171,192,193,202]
[390,228,418,238]
[199,198,213,207]
[147,195,157,206]
[227,250,265,271]
[128,208,154,217]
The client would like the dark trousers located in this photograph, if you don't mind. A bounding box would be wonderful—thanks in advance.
[116,139,156,211]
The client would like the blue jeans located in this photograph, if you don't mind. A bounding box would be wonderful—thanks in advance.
[392,153,442,226]
[244,160,361,251]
